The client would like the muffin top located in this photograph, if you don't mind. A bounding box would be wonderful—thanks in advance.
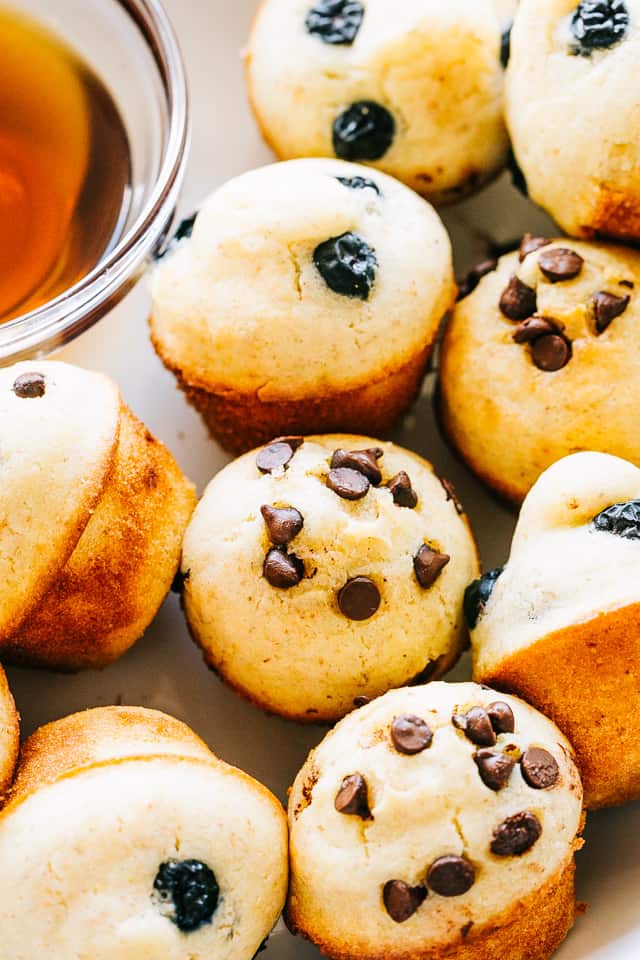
[0,708,288,960]
[471,451,640,675]
[247,0,515,202]
[506,0,640,236]
[441,237,640,502]
[288,681,582,956]
[150,159,454,398]
[182,435,479,720]
[0,361,120,639]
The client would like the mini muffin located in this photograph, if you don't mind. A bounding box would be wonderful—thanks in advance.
[246,0,516,203]
[181,435,479,722]
[470,451,640,809]
[287,681,584,960]
[150,159,455,454]
[0,706,288,959]
[439,235,640,504]
[0,361,196,670]
[507,0,640,240]
[0,669,19,799]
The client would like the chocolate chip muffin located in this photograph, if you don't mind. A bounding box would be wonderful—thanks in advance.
[0,361,196,670]
[246,0,516,203]
[150,159,455,454]
[470,450,640,809]
[0,706,288,959]
[439,236,640,504]
[180,435,479,722]
[507,0,640,240]
[287,681,584,960]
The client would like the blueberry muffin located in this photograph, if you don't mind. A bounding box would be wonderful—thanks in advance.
[507,0,640,239]
[246,0,516,203]
[0,669,19,799]
[287,682,584,960]
[470,451,640,809]
[0,361,196,670]
[180,435,479,722]
[150,159,455,454]
[439,236,640,503]
[0,706,288,959]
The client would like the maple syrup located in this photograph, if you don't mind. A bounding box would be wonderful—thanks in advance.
[0,8,130,322]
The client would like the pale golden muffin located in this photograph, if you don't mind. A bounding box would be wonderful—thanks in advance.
[0,361,196,671]
[507,0,640,240]
[149,159,455,454]
[439,236,640,504]
[470,451,640,810]
[0,706,288,960]
[181,434,479,722]
[287,682,584,960]
[0,669,19,800]
[245,0,517,204]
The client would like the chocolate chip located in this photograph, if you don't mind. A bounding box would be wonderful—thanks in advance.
[334,773,372,819]
[390,715,433,755]
[453,707,497,747]
[353,695,371,708]
[538,248,584,282]
[414,545,450,589]
[520,747,560,790]
[487,702,515,735]
[388,472,417,509]
[327,467,370,500]
[474,749,516,791]
[440,477,464,514]
[260,505,304,545]
[427,856,475,897]
[383,880,427,923]
[532,334,571,372]
[263,548,304,588]
[591,290,630,333]
[490,811,542,857]
[499,275,537,321]
[256,437,303,474]
[457,258,497,300]
[512,316,558,343]
[519,234,551,262]
[331,447,383,484]
[338,576,380,620]
[13,372,46,398]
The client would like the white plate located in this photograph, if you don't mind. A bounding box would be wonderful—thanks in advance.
[9,2,640,958]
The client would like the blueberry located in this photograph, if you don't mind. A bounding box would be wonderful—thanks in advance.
[313,232,377,300]
[336,175,381,196]
[155,212,197,261]
[464,567,504,630]
[570,0,629,55]
[305,0,364,45]
[333,101,395,162]
[153,859,220,933]
[501,21,513,67]
[593,499,640,539]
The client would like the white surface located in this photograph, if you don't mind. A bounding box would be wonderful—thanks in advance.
[7,2,640,958]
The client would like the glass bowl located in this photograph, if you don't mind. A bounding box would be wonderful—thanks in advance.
[0,0,188,362]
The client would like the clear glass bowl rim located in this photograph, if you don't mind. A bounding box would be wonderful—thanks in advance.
[0,0,189,363]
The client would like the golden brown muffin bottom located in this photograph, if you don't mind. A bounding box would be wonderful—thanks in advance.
[152,335,432,455]
[1,406,196,671]
[475,602,640,810]
[286,860,577,960]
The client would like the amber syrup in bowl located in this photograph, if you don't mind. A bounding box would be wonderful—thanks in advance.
[0,7,131,323]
